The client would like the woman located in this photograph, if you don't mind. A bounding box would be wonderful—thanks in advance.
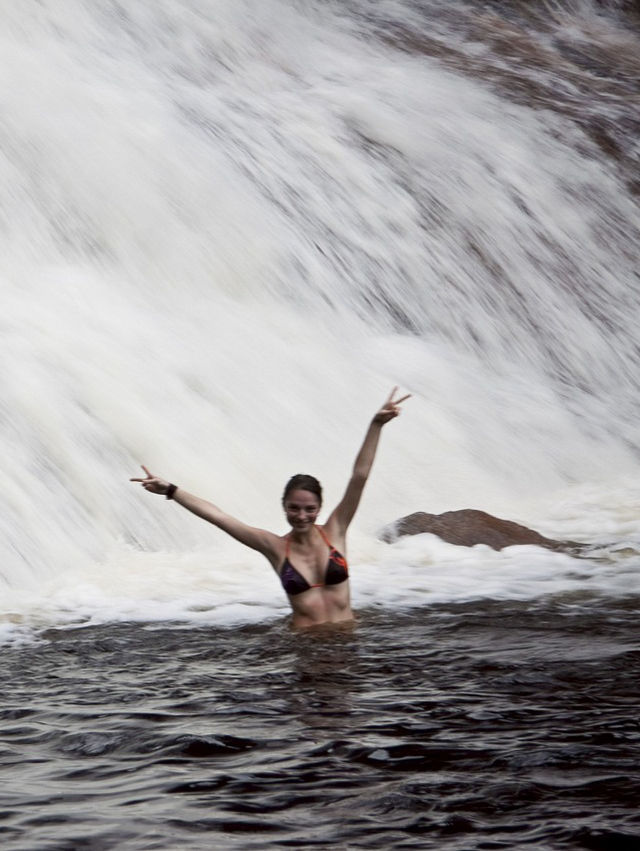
[131,388,410,628]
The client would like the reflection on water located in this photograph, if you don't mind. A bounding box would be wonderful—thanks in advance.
[285,624,360,738]
[2,602,639,850]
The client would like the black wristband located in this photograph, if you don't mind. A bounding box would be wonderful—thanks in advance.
[166,483,177,500]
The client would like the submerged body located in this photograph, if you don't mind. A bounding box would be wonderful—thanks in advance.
[131,389,409,627]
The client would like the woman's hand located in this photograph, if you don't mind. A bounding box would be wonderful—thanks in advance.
[130,465,172,495]
[372,387,411,425]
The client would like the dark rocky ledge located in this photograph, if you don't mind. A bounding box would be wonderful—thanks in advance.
[380,509,587,554]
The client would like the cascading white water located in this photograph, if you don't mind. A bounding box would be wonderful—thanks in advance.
[2,0,639,636]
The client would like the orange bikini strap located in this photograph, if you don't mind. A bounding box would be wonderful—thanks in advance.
[286,526,332,557]
[315,525,332,548]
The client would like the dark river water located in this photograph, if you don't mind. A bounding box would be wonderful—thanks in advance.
[2,601,639,850]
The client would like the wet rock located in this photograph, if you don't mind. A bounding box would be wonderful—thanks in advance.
[380,509,585,553]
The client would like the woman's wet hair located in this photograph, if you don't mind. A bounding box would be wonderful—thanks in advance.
[282,474,323,506]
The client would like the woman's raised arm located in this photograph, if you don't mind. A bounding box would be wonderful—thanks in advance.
[130,466,280,560]
[326,388,410,536]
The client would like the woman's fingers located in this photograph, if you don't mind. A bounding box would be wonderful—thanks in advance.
[130,464,158,484]
[393,393,411,405]
[385,387,411,407]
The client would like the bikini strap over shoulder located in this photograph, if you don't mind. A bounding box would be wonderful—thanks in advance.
[315,525,332,548]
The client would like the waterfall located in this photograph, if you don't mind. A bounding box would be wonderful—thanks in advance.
[1,1,639,627]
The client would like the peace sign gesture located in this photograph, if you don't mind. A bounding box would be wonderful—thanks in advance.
[129,465,172,495]
[372,386,411,425]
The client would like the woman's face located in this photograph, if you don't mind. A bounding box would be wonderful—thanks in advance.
[283,489,321,531]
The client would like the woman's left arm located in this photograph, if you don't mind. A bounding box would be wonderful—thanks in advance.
[326,387,410,536]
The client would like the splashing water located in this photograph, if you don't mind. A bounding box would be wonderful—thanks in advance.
[1,0,639,640]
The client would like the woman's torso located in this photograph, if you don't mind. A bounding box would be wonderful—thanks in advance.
[273,525,353,627]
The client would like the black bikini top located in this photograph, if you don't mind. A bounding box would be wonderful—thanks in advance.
[279,526,349,596]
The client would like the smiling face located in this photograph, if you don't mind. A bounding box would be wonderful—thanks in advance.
[283,488,321,532]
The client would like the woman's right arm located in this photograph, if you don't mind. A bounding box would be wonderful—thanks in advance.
[130,466,280,560]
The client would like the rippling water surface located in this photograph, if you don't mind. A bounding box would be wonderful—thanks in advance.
[3,602,639,850]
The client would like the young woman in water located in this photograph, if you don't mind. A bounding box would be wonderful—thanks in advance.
[131,388,410,628]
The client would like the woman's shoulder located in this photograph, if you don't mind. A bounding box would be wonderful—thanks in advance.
[318,520,347,552]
